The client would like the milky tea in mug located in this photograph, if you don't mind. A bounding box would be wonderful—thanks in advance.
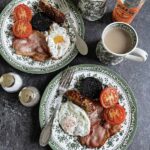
[96,22,148,65]
[104,28,133,54]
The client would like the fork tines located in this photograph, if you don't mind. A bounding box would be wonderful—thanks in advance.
[59,0,69,10]
[60,68,74,89]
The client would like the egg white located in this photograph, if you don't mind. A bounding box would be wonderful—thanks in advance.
[45,23,70,59]
[58,101,91,136]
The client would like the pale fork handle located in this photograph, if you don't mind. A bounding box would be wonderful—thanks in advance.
[125,48,148,62]
[39,116,54,147]
[39,98,60,147]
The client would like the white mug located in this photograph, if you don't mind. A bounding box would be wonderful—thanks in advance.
[96,22,148,65]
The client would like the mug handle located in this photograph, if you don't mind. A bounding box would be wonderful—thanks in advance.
[125,48,148,62]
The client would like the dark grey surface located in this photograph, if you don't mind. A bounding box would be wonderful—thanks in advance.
[0,0,150,150]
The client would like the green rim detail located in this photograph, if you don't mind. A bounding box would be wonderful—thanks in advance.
[39,64,137,150]
[0,0,85,74]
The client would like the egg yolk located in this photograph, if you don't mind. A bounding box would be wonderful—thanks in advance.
[54,35,64,44]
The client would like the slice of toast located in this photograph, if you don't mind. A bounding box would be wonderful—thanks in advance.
[39,0,65,24]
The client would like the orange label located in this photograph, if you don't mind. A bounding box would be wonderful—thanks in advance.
[113,0,143,24]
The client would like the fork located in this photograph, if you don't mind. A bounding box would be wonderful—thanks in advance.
[39,68,74,147]
[58,0,88,55]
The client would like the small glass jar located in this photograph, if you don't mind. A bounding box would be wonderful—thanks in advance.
[113,0,145,24]
[78,0,107,21]
[19,86,40,107]
[0,72,22,93]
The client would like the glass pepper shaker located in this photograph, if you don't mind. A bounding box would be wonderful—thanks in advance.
[78,0,107,21]
[19,86,40,107]
[0,72,22,93]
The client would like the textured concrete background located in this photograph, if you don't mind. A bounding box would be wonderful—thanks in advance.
[0,0,150,150]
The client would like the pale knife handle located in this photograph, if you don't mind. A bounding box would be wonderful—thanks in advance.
[67,14,88,55]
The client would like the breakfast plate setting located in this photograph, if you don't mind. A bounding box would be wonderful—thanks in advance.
[0,0,84,74]
[39,64,137,150]
[1,0,146,150]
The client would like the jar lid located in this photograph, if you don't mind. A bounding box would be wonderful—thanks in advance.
[19,87,40,107]
[123,0,143,7]
[0,73,15,87]
[19,88,34,103]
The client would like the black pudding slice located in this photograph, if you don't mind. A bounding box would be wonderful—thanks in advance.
[80,77,102,100]
[31,12,53,31]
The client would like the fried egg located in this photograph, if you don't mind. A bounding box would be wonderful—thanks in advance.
[58,101,91,136]
[45,23,70,59]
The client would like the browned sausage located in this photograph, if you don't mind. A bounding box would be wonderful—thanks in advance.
[64,90,96,112]
[39,0,65,24]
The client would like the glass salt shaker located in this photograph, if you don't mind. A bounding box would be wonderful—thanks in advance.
[19,86,40,107]
[0,72,22,93]
[78,0,107,21]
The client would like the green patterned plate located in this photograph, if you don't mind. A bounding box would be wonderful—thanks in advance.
[0,0,84,74]
[39,64,137,150]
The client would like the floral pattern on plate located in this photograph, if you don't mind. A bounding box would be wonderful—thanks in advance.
[0,0,84,74]
[39,64,137,150]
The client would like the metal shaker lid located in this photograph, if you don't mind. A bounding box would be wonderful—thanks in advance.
[0,73,15,87]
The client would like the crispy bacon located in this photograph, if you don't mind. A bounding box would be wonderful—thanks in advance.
[31,53,50,62]
[13,39,36,56]
[13,31,51,62]
[78,98,121,148]
[109,124,122,136]
[79,121,121,148]
[79,122,110,148]
[87,103,103,125]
